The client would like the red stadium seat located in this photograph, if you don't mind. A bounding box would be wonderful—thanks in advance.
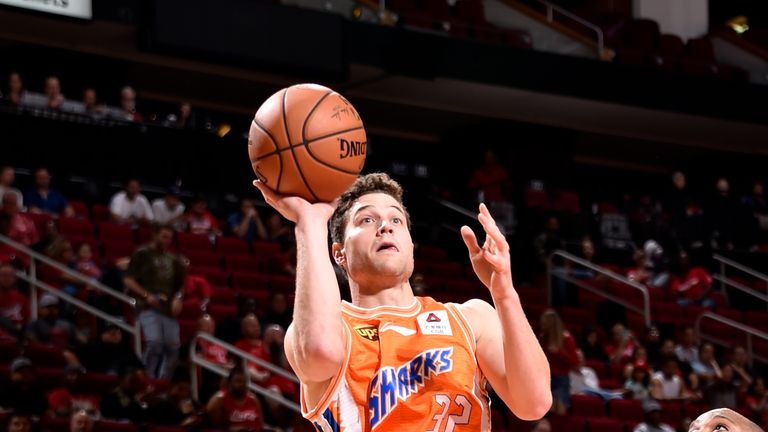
[68,200,90,219]
[608,398,644,423]
[216,236,250,255]
[252,240,282,257]
[207,304,238,323]
[429,261,464,277]
[183,251,221,270]
[209,287,237,305]
[190,268,230,287]
[177,232,214,252]
[94,420,139,432]
[570,394,607,417]
[91,204,110,222]
[231,271,269,291]
[98,222,135,244]
[59,217,95,239]
[270,274,296,293]
[587,417,624,432]
[223,255,270,273]
[660,400,683,425]
[79,372,120,395]
[26,343,67,369]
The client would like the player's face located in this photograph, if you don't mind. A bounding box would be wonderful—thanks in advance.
[339,193,413,285]
[688,409,748,432]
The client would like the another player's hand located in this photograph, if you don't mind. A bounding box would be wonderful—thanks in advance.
[460,203,513,297]
[253,180,336,223]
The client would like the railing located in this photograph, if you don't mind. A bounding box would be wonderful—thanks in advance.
[548,250,651,327]
[695,311,768,366]
[0,234,141,355]
[713,254,768,310]
[534,0,605,57]
[189,332,301,412]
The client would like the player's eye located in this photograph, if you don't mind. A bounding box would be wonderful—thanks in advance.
[392,217,402,224]
[361,216,375,224]
[713,424,729,431]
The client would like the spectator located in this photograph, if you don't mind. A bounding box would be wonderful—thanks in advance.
[579,325,609,363]
[5,412,32,432]
[147,372,202,427]
[25,294,83,365]
[99,367,150,422]
[69,409,93,432]
[467,149,515,233]
[32,218,62,255]
[704,363,738,409]
[652,339,676,371]
[24,167,74,218]
[44,76,65,110]
[538,309,579,415]
[742,180,768,245]
[633,399,675,432]
[186,196,221,237]
[533,215,565,268]
[651,355,686,400]
[642,239,671,290]
[109,179,154,225]
[570,350,624,400]
[205,367,264,432]
[215,296,258,344]
[729,345,754,392]
[0,357,48,417]
[74,242,101,282]
[123,224,185,380]
[706,177,741,250]
[627,248,651,286]
[179,255,212,306]
[624,361,651,400]
[261,292,291,331]
[746,377,768,427]
[0,263,29,340]
[0,166,23,209]
[234,314,271,385]
[80,88,105,118]
[690,342,720,387]
[670,251,715,308]
[47,364,99,418]
[197,315,232,368]
[674,327,700,369]
[163,102,197,130]
[118,86,144,122]
[624,345,651,380]
[2,193,39,247]
[44,238,86,299]
[75,322,143,376]
[604,323,637,365]
[152,185,186,230]
[227,198,267,243]
[2,71,28,107]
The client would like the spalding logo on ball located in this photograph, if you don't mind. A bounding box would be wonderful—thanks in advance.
[248,83,367,203]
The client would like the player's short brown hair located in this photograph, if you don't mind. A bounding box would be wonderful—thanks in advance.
[329,172,410,245]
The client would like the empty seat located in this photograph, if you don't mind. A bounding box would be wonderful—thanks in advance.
[177,232,213,252]
[68,200,90,219]
[190,268,230,288]
[231,271,269,290]
[223,255,270,273]
[91,204,110,222]
[183,251,221,270]
[26,343,67,369]
[252,240,282,257]
[59,217,95,239]
[587,417,624,432]
[207,304,238,323]
[270,274,296,293]
[570,394,607,417]
[216,236,250,255]
[98,222,135,243]
[660,400,683,425]
[608,398,644,423]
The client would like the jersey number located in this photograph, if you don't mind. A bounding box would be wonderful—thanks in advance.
[427,394,472,432]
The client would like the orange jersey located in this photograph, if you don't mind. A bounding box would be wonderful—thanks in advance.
[302,296,491,431]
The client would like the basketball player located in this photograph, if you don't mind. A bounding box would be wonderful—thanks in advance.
[253,172,551,431]
[688,408,763,432]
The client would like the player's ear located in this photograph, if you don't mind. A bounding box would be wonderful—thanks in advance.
[332,242,346,267]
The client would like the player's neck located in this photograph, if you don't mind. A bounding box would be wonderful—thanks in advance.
[350,282,415,309]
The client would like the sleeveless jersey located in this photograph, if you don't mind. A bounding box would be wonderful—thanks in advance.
[219,389,263,431]
[303,296,491,432]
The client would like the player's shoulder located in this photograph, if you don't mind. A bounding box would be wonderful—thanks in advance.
[455,298,495,315]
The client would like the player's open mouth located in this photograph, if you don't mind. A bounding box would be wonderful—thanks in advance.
[377,242,399,252]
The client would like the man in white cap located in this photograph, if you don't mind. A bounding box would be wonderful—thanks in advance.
[634,399,676,432]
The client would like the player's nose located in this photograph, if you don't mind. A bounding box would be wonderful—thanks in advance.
[378,220,394,235]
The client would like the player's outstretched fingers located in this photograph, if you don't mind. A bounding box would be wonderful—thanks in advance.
[253,180,278,208]
[461,225,482,256]
[478,207,509,254]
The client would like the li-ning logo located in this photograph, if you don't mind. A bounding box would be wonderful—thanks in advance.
[339,138,366,159]
[355,325,379,341]
[368,347,453,429]
[426,313,441,323]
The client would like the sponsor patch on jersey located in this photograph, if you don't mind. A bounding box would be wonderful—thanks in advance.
[355,325,379,341]
[417,310,452,336]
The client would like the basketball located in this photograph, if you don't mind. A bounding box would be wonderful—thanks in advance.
[248,83,367,203]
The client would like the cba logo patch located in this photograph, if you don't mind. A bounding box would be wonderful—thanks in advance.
[355,325,379,341]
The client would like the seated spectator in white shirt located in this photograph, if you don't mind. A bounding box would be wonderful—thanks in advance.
[651,355,686,400]
[0,166,23,210]
[570,350,625,401]
[109,179,154,225]
[152,186,186,231]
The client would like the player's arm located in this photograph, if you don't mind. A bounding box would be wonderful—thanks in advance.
[254,181,345,384]
[459,203,552,421]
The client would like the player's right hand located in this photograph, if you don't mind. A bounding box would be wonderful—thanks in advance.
[252,180,336,224]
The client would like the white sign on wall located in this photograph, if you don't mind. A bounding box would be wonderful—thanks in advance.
[0,0,92,19]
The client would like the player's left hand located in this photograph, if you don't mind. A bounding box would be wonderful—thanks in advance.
[460,203,513,296]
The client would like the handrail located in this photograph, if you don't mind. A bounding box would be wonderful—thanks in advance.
[534,0,605,57]
[713,254,768,310]
[189,332,300,411]
[548,250,651,327]
[0,234,141,355]
[695,311,768,366]
[0,235,137,306]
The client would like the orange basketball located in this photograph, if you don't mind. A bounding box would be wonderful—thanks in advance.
[248,83,367,203]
